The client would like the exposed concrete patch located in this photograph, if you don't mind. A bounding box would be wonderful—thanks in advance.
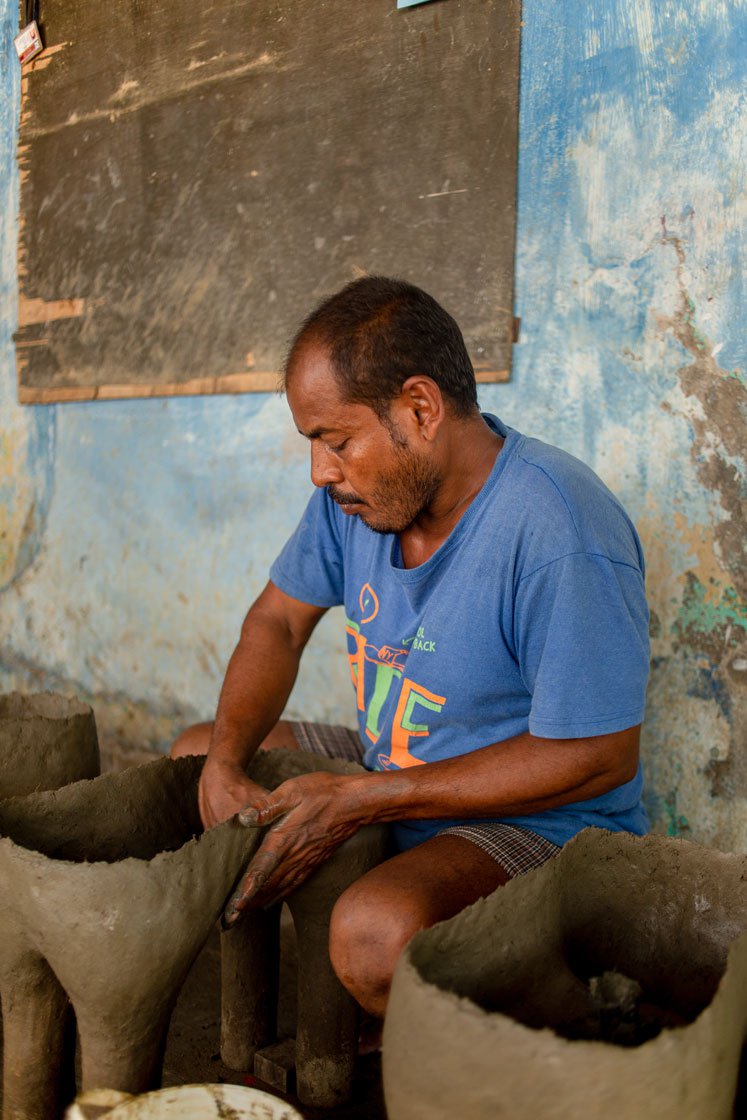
[654,231,747,802]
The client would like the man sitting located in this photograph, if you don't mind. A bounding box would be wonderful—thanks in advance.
[172,276,650,1018]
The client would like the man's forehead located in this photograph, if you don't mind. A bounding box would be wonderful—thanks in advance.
[286,341,376,435]
[287,339,338,393]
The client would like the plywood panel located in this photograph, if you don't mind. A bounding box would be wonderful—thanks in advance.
[16,0,520,402]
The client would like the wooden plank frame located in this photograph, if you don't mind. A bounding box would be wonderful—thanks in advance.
[16,1,520,404]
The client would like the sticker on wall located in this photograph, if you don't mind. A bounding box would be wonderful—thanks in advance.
[14,20,44,63]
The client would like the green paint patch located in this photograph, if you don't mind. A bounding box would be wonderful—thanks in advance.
[675,575,747,644]
[663,790,691,839]
[683,297,709,352]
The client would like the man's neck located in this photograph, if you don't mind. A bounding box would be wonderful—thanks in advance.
[399,415,504,568]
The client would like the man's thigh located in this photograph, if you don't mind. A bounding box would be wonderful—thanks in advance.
[328,834,512,1014]
[338,832,511,935]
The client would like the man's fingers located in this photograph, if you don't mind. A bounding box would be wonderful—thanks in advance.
[230,863,310,916]
[252,867,312,911]
[223,773,352,924]
[223,846,285,925]
[197,760,270,831]
[238,789,291,828]
[223,874,263,925]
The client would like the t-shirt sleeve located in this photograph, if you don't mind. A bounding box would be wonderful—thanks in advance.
[269,487,345,608]
[514,552,650,738]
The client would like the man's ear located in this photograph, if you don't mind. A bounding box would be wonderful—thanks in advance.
[396,376,445,441]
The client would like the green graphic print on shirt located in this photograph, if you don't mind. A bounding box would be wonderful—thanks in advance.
[345,581,445,771]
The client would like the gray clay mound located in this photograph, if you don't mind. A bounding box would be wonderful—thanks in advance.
[0,691,100,799]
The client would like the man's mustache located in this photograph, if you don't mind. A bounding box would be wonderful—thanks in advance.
[328,486,364,506]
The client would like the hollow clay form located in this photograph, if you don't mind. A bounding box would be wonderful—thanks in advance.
[383,828,747,1120]
[220,753,388,1109]
[0,692,100,799]
[0,750,384,1120]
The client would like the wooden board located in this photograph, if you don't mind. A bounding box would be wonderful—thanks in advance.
[16,0,520,403]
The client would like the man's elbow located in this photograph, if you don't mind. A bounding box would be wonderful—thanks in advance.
[593,724,641,790]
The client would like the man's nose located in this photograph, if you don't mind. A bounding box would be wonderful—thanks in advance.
[310,441,344,488]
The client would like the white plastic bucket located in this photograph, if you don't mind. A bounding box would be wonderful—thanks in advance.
[66,1084,303,1120]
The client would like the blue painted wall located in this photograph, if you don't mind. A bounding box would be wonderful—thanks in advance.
[1,0,745,849]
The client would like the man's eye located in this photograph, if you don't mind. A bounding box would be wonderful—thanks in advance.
[328,440,348,454]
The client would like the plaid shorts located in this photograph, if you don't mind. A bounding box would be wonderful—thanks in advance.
[290,721,561,879]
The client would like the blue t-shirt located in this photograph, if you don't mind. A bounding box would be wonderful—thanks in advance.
[270,416,650,850]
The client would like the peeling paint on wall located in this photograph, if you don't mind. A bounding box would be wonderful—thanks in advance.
[0,8,56,592]
[479,0,747,852]
[0,0,745,851]
[649,226,747,807]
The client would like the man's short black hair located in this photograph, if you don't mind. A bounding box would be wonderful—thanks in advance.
[284,276,478,419]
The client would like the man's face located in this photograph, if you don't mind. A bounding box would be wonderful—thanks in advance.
[286,342,441,535]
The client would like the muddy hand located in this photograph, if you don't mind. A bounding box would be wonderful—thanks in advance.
[222,771,365,924]
[198,755,267,830]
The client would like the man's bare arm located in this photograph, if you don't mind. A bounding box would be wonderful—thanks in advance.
[355,724,640,823]
[198,580,327,828]
[224,724,640,919]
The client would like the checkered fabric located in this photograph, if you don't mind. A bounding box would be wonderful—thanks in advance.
[289,721,561,875]
[441,822,560,878]
[291,721,364,763]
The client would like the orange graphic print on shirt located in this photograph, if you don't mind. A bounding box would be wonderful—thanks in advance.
[346,584,445,770]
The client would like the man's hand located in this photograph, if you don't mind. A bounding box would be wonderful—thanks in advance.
[198,755,268,830]
[223,771,365,923]
[195,581,329,830]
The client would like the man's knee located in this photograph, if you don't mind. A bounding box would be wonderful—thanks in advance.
[170,721,213,759]
[258,719,301,752]
[329,879,424,1015]
[169,718,300,760]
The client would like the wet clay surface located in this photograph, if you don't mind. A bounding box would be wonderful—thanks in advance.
[472,952,719,1048]
[550,969,694,1046]
[0,756,261,1118]
[0,921,386,1120]
[0,750,385,1117]
[384,828,747,1120]
[0,692,100,799]
[0,938,742,1120]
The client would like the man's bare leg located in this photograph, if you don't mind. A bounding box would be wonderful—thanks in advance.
[169,720,301,759]
[329,833,510,1018]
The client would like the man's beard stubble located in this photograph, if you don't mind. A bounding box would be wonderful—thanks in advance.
[328,443,442,536]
